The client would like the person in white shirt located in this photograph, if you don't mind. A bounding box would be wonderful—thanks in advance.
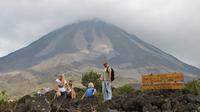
[55,74,67,97]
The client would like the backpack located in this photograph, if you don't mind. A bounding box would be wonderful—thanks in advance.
[106,67,115,82]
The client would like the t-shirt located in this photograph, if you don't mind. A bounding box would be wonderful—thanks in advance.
[86,88,96,97]
[103,67,111,81]
[55,79,66,92]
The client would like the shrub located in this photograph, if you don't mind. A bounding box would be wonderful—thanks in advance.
[0,91,9,106]
[81,70,102,92]
[185,80,200,95]
[198,106,200,112]
[113,84,134,96]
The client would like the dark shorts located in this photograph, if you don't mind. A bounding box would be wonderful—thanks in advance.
[60,91,67,98]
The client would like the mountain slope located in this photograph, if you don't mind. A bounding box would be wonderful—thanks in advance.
[0,19,199,78]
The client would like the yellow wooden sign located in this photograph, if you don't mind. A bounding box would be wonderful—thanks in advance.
[142,72,184,83]
[141,72,184,90]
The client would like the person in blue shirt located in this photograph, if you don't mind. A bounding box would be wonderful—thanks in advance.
[81,82,96,99]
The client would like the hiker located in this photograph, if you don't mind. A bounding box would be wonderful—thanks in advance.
[66,80,76,99]
[81,82,96,99]
[101,63,113,101]
[55,73,67,98]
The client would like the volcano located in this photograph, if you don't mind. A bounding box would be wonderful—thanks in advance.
[0,19,199,77]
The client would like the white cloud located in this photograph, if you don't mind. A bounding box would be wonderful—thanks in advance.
[0,0,200,66]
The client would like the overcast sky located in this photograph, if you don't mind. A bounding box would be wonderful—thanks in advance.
[0,0,200,67]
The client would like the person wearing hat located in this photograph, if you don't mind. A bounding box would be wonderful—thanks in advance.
[81,82,96,99]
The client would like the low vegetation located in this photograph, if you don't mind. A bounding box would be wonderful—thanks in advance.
[185,79,200,95]
[0,91,9,105]
[113,84,135,96]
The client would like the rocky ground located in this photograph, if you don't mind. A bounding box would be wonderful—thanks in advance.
[1,90,200,112]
